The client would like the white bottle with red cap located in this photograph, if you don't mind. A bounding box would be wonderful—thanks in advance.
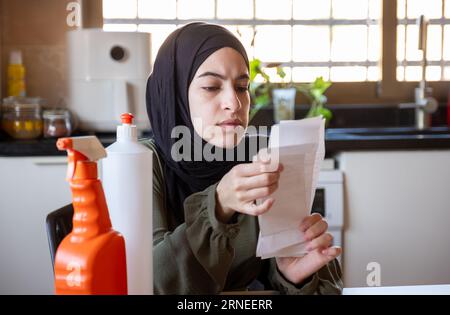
[101,113,153,295]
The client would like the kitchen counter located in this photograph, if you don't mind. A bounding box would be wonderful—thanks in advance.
[1,127,450,157]
[0,132,117,157]
[325,126,450,155]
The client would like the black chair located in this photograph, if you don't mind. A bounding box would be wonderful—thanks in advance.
[45,204,73,269]
[45,203,279,294]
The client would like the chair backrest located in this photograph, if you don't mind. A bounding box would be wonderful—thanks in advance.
[45,204,74,269]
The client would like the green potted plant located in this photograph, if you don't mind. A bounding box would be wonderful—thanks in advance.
[249,58,295,123]
[239,27,296,123]
[297,76,333,125]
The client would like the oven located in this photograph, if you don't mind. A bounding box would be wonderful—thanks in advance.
[312,170,344,259]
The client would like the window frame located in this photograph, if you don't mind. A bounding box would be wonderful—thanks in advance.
[324,0,448,105]
[94,0,449,105]
[379,0,449,104]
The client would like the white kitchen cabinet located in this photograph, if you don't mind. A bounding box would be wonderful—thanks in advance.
[338,150,450,287]
[0,156,71,294]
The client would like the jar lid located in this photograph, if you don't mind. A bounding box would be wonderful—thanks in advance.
[3,96,42,105]
[43,108,70,119]
[2,96,43,112]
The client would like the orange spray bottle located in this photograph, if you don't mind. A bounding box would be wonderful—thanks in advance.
[54,136,127,294]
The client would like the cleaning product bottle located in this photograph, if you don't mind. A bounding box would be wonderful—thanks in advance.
[54,136,127,295]
[102,113,153,295]
[7,50,26,97]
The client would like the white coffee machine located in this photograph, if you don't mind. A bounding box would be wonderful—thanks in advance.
[67,29,151,132]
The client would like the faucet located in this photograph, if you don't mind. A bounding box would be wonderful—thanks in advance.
[413,15,438,129]
[414,83,438,129]
[400,15,439,129]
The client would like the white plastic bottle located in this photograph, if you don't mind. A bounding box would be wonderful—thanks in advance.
[102,113,153,295]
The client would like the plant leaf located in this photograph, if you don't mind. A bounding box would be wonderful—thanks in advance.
[312,76,331,94]
[276,67,286,79]
[249,59,261,82]
[254,94,270,106]
[317,107,333,125]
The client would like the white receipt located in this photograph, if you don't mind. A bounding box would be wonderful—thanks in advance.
[255,116,325,259]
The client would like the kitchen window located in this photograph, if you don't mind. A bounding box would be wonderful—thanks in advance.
[103,0,382,83]
[101,0,450,104]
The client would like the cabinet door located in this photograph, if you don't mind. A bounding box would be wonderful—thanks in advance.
[0,157,71,294]
[339,150,450,287]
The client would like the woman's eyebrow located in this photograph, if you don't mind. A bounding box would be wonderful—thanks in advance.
[197,71,249,80]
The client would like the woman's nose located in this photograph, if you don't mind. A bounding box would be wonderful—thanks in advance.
[221,88,241,112]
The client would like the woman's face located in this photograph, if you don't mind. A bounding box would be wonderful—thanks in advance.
[188,47,250,149]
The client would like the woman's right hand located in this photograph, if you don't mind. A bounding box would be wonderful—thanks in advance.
[215,160,283,223]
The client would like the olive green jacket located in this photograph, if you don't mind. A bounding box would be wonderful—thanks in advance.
[140,138,343,295]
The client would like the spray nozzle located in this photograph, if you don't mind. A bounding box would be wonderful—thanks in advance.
[57,136,107,180]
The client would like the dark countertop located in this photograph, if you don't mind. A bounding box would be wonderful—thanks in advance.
[1,126,450,157]
[0,132,117,157]
[324,126,450,155]
[2,103,449,157]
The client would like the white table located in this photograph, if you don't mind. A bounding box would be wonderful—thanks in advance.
[343,285,450,295]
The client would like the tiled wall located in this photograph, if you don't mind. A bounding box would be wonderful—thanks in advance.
[0,0,101,106]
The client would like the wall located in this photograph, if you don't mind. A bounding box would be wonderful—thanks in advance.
[0,0,102,106]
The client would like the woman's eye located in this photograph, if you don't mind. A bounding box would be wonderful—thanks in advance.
[236,86,250,92]
[202,86,221,92]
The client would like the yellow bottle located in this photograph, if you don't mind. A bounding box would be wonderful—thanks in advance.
[7,50,26,97]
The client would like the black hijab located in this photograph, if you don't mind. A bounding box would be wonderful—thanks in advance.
[146,22,265,223]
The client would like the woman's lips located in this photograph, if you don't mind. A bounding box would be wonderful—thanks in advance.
[217,121,242,132]
[217,119,242,127]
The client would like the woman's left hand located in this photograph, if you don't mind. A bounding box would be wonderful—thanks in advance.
[275,213,342,285]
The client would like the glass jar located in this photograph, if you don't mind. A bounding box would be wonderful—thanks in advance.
[43,108,72,138]
[1,96,43,139]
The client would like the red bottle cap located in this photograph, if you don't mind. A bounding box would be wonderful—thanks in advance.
[121,113,134,125]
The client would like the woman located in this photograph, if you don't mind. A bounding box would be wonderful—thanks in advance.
[143,22,343,294]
